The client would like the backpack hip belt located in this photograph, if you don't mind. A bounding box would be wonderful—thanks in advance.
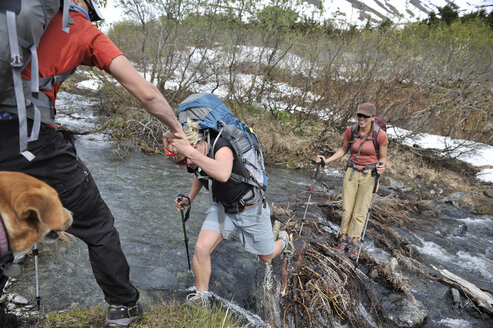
[0,90,56,125]
[222,187,262,214]
[346,159,377,181]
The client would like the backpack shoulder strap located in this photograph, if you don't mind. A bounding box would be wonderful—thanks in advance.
[348,124,358,156]
[372,124,381,157]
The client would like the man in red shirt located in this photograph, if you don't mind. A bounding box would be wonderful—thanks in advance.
[0,1,185,327]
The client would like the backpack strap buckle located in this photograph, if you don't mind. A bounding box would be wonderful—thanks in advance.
[10,55,23,68]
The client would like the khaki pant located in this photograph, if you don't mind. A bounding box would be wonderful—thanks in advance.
[341,168,378,239]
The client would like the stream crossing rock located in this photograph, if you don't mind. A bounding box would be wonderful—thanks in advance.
[443,191,472,208]
[450,288,461,308]
[381,293,428,327]
[12,295,28,305]
[485,189,493,199]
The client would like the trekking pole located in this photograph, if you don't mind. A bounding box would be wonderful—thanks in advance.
[299,152,325,235]
[176,193,191,270]
[33,243,41,310]
[355,162,383,265]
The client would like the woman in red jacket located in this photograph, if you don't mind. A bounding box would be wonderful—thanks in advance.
[318,103,388,259]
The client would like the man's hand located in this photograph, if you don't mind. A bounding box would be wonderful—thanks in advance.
[163,130,187,154]
[376,161,385,175]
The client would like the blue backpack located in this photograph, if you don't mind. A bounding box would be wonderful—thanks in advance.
[177,93,268,194]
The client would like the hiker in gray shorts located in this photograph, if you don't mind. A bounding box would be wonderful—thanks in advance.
[165,121,294,307]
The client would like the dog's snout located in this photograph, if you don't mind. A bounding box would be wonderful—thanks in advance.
[46,230,59,240]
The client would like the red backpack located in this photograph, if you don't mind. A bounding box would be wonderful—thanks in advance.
[349,117,387,159]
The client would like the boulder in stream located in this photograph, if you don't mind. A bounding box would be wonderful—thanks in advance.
[381,293,428,327]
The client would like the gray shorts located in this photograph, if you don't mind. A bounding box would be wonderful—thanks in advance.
[201,202,274,255]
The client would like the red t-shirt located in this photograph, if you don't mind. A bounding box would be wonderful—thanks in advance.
[343,125,388,166]
[22,10,123,106]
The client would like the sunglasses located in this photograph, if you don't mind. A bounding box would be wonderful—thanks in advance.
[164,148,188,165]
[357,113,371,119]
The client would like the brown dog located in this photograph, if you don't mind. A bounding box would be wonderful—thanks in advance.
[0,171,73,254]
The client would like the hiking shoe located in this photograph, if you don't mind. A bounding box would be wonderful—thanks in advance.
[278,230,294,258]
[335,238,349,252]
[347,241,360,260]
[184,290,211,309]
[105,303,143,328]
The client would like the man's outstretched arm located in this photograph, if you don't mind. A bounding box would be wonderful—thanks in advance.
[108,55,184,137]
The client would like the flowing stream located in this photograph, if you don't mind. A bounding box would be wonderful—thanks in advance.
[9,93,493,327]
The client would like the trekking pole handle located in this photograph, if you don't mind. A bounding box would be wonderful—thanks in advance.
[318,150,325,167]
[176,193,191,207]
[313,151,325,179]
[372,162,384,194]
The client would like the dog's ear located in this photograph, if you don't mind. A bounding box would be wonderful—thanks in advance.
[13,188,65,229]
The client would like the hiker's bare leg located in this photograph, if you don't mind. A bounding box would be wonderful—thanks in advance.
[258,240,285,263]
[193,229,223,291]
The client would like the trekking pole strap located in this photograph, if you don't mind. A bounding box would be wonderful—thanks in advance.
[176,193,191,223]
[373,174,380,194]
[372,162,383,193]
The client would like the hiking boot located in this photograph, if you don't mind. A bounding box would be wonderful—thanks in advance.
[347,241,360,260]
[277,230,294,258]
[184,290,211,309]
[105,303,143,328]
[335,238,349,252]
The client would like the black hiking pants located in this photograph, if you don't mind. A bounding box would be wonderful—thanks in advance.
[0,120,139,307]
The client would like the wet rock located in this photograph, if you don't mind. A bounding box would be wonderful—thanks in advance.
[382,293,428,327]
[12,295,28,305]
[443,191,471,208]
[387,177,405,191]
[462,298,487,319]
[138,267,180,289]
[485,189,493,199]
[450,288,461,308]
[322,167,344,178]
[369,269,379,279]
[13,254,27,265]
[389,257,399,271]
[453,223,468,237]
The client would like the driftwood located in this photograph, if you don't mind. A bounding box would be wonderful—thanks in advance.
[432,264,493,315]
